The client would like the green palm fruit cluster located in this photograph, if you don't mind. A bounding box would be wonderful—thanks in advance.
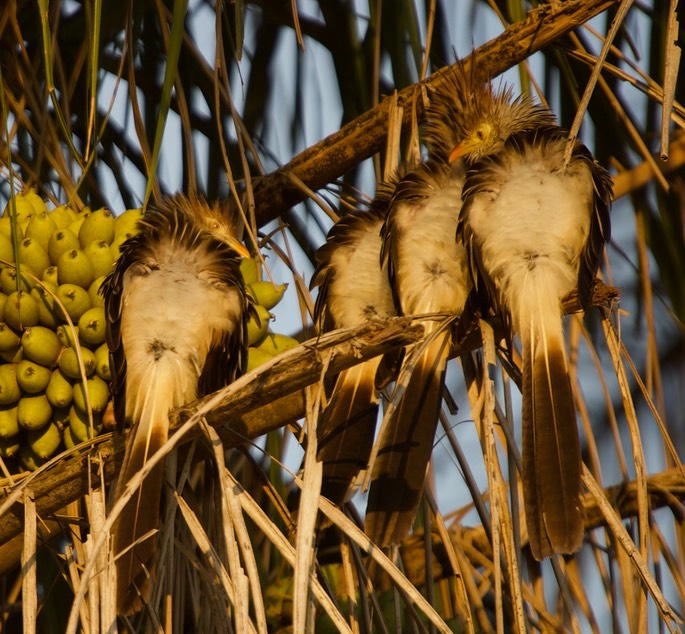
[241,258,299,372]
[0,191,297,474]
[0,190,141,472]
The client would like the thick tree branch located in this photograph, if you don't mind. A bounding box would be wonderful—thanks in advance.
[252,0,620,226]
[0,318,423,549]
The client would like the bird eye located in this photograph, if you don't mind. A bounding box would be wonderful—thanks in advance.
[476,129,485,140]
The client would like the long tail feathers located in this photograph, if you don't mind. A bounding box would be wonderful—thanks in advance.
[113,375,172,615]
[521,307,584,560]
[366,330,450,546]
[317,358,382,504]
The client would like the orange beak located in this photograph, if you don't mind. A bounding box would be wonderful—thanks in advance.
[449,142,465,164]
[226,235,251,258]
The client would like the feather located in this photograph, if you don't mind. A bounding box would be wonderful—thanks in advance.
[366,329,451,545]
[102,194,249,614]
[519,279,583,558]
[454,81,612,559]
[317,359,382,504]
[369,151,470,545]
[311,189,397,505]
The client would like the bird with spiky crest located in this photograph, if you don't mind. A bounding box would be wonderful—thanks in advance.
[453,77,612,559]
[364,73,473,547]
[103,194,250,613]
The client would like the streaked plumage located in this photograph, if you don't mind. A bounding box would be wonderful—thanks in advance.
[312,182,397,505]
[365,82,472,546]
[103,194,250,613]
[453,82,612,559]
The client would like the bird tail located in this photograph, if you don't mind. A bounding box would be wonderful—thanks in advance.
[516,276,584,560]
[365,329,450,546]
[317,357,382,505]
[113,365,175,615]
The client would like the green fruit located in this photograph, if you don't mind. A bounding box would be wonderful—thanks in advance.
[84,240,115,277]
[69,405,103,442]
[0,294,6,320]
[0,266,33,295]
[79,208,115,247]
[102,400,115,430]
[109,232,131,260]
[88,276,106,308]
[19,445,48,471]
[0,434,21,458]
[114,208,143,238]
[247,304,271,345]
[0,364,21,406]
[17,393,52,430]
[56,324,79,348]
[18,238,50,276]
[247,281,288,310]
[25,211,57,249]
[21,326,62,366]
[3,194,36,223]
[63,424,77,450]
[256,333,299,356]
[22,189,47,215]
[0,347,22,363]
[41,265,59,286]
[94,343,111,381]
[26,421,61,459]
[72,374,109,413]
[55,284,91,322]
[0,233,14,263]
[4,290,39,330]
[0,322,21,352]
[67,212,89,239]
[47,228,80,265]
[0,404,19,438]
[17,360,52,393]
[0,216,23,241]
[46,369,73,408]
[49,204,79,229]
[59,346,96,379]
[239,257,260,285]
[246,347,275,372]
[57,249,95,288]
[31,282,60,328]
[78,306,107,346]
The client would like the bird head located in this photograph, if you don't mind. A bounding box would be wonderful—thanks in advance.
[199,212,250,257]
[448,85,557,163]
[449,121,499,162]
[171,195,250,257]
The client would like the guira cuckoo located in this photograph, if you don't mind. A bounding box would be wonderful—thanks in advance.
[103,194,250,613]
[453,82,612,559]
[311,181,398,506]
[365,84,472,547]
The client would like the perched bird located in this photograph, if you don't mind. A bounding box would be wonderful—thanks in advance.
[312,181,398,506]
[103,194,250,613]
[453,81,612,559]
[365,81,472,546]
